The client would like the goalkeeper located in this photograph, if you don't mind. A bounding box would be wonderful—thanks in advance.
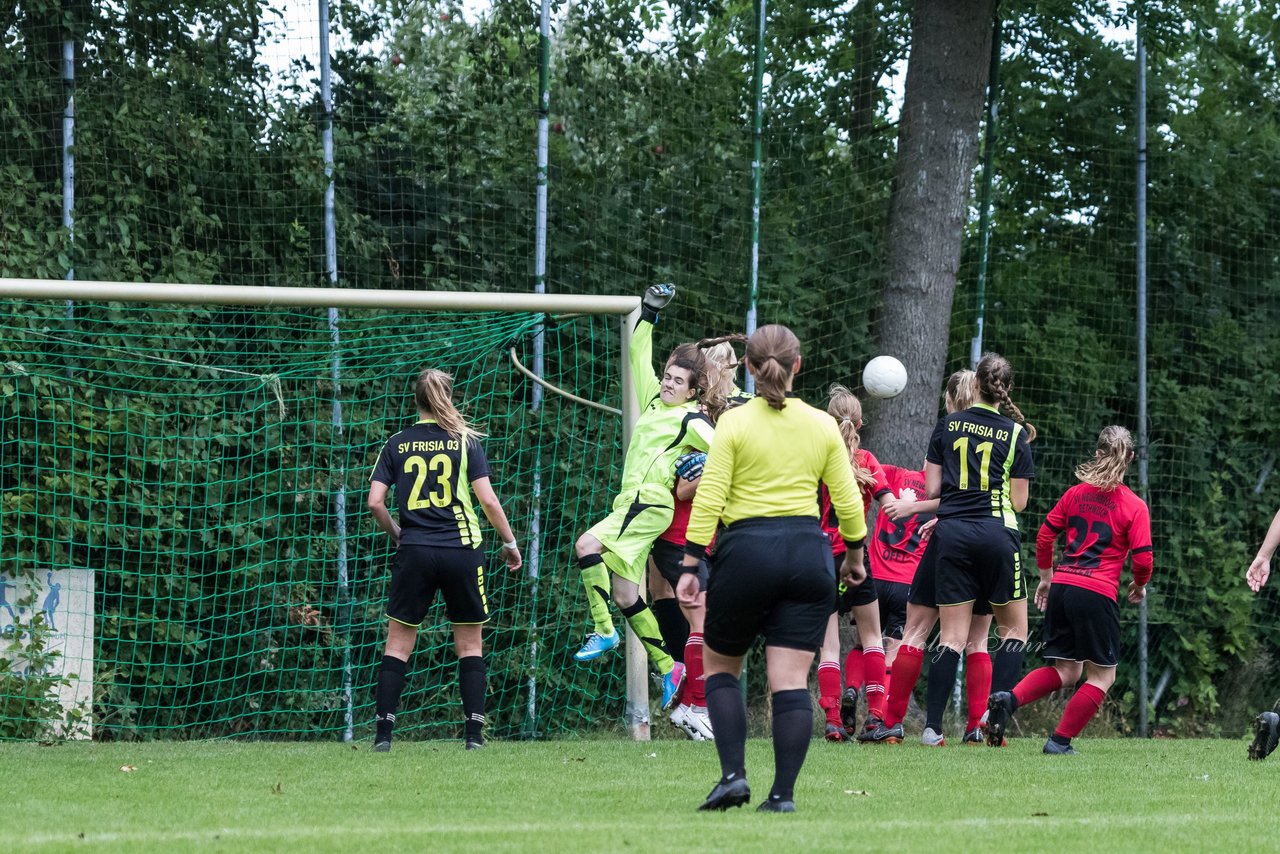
[573,284,715,711]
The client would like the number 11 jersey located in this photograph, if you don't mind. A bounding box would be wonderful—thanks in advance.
[370,419,492,548]
[926,402,1034,529]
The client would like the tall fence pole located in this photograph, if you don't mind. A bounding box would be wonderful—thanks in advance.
[527,0,553,740]
[744,0,767,393]
[1135,9,1150,739]
[319,0,354,744]
[62,27,75,311]
[971,7,1002,369]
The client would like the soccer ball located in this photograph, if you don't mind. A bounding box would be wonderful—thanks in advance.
[862,356,908,399]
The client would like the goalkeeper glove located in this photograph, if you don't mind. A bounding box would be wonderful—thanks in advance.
[640,283,676,323]
[674,451,706,482]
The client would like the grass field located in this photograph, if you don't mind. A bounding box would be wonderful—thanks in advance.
[6,735,1273,852]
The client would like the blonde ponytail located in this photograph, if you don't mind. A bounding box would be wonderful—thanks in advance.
[827,383,876,489]
[413,368,484,446]
[1075,425,1134,491]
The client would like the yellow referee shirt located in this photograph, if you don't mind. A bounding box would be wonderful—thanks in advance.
[685,395,867,549]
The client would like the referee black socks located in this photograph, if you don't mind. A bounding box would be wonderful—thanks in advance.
[376,655,408,740]
[769,689,812,803]
[705,673,747,781]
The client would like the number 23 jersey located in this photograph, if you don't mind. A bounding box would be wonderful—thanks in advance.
[1036,482,1152,601]
[370,420,492,548]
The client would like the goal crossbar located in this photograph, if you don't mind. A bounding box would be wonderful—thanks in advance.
[0,278,640,316]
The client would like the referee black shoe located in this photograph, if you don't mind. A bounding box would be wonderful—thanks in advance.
[465,738,485,751]
[986,692,1016,747]
[757,797,796,813]
[1247,711,1280,760]
[373,739,391,753]
[698,776,750,811]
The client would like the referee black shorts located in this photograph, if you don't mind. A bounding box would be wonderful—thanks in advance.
[1041,583,1121,667]
[705,517,835,657]
[651,538,708,592]
[908,537,993,615]
[387,544,488,626]
[933,518,1025,609]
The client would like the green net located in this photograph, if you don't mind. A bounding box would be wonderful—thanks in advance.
[0,300,634,739]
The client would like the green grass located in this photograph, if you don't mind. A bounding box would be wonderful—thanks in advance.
[6,736,1273,852]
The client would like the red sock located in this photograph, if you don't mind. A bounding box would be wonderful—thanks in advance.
[684,633,705,707]
[885,645,924,727]
[964,651,992,730]
[1055,682,1106,740]
[1013,665,1064,710]
[843,646,865,692]
[817,660,843,725]
[862,645,887,719]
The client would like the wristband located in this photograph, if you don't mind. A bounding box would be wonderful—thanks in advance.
[683,541,709,561]
[842,538,865,554]
[502,540,518,551]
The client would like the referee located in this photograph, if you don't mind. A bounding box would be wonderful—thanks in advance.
[676,324,867,814]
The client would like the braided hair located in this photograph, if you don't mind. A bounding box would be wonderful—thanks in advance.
[975,352,1037,442]
[826,384,877,489]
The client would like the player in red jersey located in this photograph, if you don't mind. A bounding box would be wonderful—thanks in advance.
[816,385,893,742]
[985,426,1151,754]
[866,370,996,745]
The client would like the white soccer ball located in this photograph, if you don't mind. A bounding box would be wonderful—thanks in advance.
[862,356,908,400]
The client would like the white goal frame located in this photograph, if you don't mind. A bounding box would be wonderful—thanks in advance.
[0,278,656,741]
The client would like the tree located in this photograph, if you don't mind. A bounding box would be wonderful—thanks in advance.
[867,0,997,466]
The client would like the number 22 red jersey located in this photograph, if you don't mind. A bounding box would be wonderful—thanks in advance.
[1036,482,1153,601]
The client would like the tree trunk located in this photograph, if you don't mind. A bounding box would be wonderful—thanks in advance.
[866,0,996,467]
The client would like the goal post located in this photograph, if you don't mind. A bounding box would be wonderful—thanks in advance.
[0,278,656,741]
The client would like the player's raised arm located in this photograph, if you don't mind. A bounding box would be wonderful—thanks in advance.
[628,283,675,407]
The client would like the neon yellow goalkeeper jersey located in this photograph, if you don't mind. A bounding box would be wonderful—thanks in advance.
[614,319,714,506]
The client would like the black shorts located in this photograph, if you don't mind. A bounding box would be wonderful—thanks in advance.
[933,518,1025,608]
[908,537,993,615]
[704,517,835,657]
[651,538,708,592]
[836,560,878,615]
[1041,583,1121,667]
[387,544,488,626]
[875,579,911,640]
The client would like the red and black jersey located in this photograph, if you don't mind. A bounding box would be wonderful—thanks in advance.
[370,420,491,548]
[1036,482,1153,601]
[659,493,693,546]
[869,465,933,585]
[820,448,891,557]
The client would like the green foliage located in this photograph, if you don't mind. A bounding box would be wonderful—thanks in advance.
[0,610,87,740]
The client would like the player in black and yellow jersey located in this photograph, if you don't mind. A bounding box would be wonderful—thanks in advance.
[367,368,522,752]
[920,352,1035,747]
[677,324,866,814]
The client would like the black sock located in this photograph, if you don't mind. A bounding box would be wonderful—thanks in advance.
[1049,732,1071,747]
[458,655,486,742]
[375,655,408,740]
[992,638,1027,694]
[768,689,812,802]
[925,647,961,733]
[650,598,689,662]
[705,672,747,782]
